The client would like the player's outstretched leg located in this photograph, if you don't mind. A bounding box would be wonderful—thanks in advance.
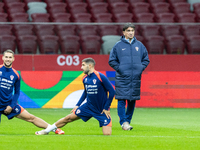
[16,109,49,128]
[16,109,64,135]
[35,113,80,135]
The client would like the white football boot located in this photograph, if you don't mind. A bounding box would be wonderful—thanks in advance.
[35,130,48,135]
[121,122,133,130]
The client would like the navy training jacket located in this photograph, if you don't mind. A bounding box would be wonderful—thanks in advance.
[109,36,150,101]
[0,65,20,111]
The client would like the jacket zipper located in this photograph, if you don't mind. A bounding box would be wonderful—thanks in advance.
[130,42,133,100]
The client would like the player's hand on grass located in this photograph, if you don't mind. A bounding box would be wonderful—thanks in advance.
[71,106,79,113]
[4,106,12,114]
[101,109,111,119]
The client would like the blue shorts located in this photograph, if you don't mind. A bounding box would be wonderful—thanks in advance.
[0,104,24,122]
[75,103,112,127]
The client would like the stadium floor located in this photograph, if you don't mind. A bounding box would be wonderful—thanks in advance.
[1,108,200,150]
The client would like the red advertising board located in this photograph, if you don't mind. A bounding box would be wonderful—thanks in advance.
[1,54,200,108]
[3,54,200,72]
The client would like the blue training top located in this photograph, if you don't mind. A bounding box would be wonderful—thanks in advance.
[0,65,20,111]
[76,70,115,113]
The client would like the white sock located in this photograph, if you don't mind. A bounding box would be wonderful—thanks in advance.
[45,124,57,133]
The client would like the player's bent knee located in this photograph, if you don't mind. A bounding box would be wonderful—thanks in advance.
[102,126,112,135]
[103,131,111,136]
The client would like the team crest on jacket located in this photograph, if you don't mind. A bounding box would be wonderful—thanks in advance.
[10,75,14,80]
[135,47,139,51]
[93,79,97,84]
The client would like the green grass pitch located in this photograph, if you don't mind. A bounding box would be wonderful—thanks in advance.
[0,108,200,150]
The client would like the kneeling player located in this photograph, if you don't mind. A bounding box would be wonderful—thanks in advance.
[36,58,115,135]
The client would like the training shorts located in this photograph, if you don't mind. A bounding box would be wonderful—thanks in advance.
[75,103,112,127]
[0,104,25,122]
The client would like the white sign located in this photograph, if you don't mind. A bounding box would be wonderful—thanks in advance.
[57,55,80,66]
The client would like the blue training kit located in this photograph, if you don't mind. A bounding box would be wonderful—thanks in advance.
[75,70,115,127]
[0,65,21,121]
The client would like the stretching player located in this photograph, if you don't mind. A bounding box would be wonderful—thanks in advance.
[0,49,64,135]
[36,57,115,135]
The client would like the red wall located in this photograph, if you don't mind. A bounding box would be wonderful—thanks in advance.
[1,54,200,108]
[5,54,200,72]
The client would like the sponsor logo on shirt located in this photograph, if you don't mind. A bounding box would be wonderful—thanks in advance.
[0,78,13,90]
[122,48,126,51]
[135,47,139,51]
[0,71,2,76]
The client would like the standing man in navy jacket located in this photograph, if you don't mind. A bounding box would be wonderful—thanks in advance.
[109,23,150,130]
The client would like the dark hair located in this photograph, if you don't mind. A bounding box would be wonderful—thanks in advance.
[82,57,96,66]
[3,49,14,56]
[123,23,135,31]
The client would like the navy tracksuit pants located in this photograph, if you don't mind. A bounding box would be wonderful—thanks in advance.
[117,99,136,125]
